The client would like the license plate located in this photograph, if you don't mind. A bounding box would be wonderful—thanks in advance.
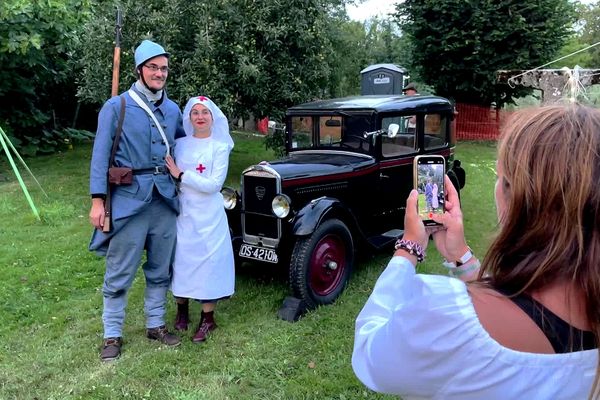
[239,244,279,264]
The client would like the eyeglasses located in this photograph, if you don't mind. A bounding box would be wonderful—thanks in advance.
[143,64,169,73]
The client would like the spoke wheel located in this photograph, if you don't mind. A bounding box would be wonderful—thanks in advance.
[290,219,353,308]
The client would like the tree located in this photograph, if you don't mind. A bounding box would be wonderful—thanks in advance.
[77,0,348,121]
[325,16,413,98]
[0,0,92,154]
[394,0,576,106]
[561,3,600,68]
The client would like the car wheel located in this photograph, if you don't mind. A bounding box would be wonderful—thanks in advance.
[289,219,353,308]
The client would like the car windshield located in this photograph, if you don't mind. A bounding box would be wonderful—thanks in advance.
[289,114,373,152]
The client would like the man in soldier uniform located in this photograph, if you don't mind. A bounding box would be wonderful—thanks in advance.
[88,40,185,361]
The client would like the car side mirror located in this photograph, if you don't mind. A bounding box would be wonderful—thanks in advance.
[387,123,399,138]
[268,120,277,133]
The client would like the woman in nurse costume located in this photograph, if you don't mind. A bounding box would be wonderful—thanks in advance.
[165,95,235,343]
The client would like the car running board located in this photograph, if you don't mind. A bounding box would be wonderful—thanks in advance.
[367,229,403,249]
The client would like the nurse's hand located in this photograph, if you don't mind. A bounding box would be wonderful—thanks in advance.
[165,155,181,179]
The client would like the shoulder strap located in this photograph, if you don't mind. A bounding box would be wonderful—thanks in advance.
[496,287,596,353]
[109,95,126,167]
[128,89,170,156]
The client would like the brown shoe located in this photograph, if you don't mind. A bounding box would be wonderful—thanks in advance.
[192,320,217,343]
[147,325,181,346]
[174,302,189,331]
[100,337,122,361]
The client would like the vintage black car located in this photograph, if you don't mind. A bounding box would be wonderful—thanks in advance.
[222,94,463,315]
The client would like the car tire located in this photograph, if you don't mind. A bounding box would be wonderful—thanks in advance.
[289,218,353,308]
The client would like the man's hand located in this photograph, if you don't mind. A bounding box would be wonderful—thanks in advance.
[89,198,105,229]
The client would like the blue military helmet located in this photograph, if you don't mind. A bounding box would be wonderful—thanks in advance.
[134,40,169,69]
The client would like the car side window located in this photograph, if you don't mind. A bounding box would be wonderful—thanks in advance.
[381,116,416,157]
[424,113,447,150]
[291,116,314,148]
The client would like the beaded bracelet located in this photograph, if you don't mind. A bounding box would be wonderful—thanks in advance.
[394,239,425,263]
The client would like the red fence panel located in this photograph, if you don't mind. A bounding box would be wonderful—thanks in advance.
[455,103,512,141]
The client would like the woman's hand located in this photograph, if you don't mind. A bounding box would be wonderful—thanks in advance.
[165,155,181,179]
[403,189,431,249]
[430,175,469,262]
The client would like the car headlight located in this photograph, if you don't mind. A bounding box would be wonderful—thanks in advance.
[221,187,237,210]
[272,194,291,218]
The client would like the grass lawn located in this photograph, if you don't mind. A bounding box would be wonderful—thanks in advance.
[0,134,498,400]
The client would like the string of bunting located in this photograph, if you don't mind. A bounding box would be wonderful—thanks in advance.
[0,125,47,221]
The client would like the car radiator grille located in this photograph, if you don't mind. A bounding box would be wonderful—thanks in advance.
[242,173,280,241]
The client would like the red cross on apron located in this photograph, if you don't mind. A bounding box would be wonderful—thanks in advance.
[196,163,206,173]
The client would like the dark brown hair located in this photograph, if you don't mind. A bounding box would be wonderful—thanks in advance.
[480,104,600,397]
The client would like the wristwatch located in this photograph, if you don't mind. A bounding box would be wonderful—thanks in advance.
[456,247,473,266]
[394,239,425,263]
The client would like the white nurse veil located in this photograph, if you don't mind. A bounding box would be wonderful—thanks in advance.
[182,96,234,150]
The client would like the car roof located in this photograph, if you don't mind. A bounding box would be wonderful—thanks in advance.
[287,95,453,114]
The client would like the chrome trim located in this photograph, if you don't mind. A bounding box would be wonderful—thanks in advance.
[241,166,282,247]
[272,193,292,218]
[242,164,282,178]
[290,149,373,159]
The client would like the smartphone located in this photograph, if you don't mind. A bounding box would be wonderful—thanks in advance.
[413,155,445,225]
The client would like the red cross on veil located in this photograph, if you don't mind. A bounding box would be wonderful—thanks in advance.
[196,163,206,173]
[197,96,208,102]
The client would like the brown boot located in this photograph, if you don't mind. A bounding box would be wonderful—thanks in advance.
[174,302,189,331]
[192,311,217,343]
[100,337,122,362]
[147,325,181,346]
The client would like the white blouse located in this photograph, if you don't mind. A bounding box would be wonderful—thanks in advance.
[352,256,597,400]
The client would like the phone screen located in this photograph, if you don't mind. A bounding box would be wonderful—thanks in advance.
[414,155,445,224]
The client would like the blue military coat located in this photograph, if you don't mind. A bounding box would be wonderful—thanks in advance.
[89,84,185,255]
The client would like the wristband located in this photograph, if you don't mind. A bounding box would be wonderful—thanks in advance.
[394,239,425,263]
[447,258,481,278]
[456,247,473,266]
[177,171,184,182]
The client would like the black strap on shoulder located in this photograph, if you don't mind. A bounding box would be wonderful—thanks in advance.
[109,95,126,168]
[496,287,596,353]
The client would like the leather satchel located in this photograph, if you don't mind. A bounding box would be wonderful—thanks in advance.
[106,95,131,186]
[108,166,133,185]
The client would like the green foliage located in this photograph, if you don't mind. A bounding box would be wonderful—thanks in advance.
[18,128,94,156]
[264,124,286,157]
[325,16,412,97]
[565,1,600,68]
[0,0,92,153]
[394,0,576,106]
[555,35,594,68]
[77,0,349,121]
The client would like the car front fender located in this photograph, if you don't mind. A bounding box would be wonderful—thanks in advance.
[292,197,355,236]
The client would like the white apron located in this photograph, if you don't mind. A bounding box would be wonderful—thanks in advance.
[171,135,235,300]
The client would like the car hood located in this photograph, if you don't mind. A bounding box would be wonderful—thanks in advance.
[260,151,376,180]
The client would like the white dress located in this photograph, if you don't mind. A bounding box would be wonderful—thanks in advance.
[171,135,235,300]
[352,256,597,400]
[431,183,439,209]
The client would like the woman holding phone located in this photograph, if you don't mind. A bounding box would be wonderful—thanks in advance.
[352,104,599,399]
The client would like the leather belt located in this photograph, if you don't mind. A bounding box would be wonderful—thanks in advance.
[132,166,168,175]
